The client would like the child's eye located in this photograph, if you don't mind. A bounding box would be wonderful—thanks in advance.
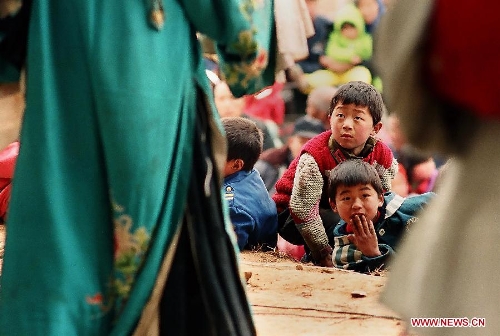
[335,113,345,119]
[354,116,363,121]
[340,196,350,201]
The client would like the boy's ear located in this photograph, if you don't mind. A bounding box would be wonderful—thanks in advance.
[378,193,384,207]
[329,199,338,212]
[371,122,382,136]
[233,158,244,171]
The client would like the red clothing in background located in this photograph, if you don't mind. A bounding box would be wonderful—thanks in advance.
[425,0,500,119]
[244,81,285,125]
[0,141,19,221]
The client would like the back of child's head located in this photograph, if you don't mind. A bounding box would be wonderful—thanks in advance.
[328,81,384,125]
[306,86,338,114]
[327,160,384,201]
[222,117,263,171]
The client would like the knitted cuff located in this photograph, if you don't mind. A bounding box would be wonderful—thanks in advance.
[311,244,333,265]
[296,218,329,254]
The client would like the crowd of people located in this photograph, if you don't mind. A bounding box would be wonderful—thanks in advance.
[218,79,440,270]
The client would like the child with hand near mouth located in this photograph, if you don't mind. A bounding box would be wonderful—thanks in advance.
[328,160,434,272]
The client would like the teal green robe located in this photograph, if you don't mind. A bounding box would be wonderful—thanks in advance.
[0,0,275,334]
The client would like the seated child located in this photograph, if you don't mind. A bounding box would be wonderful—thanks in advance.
[221,117,278,250]
[328,160,434,272]
[273,81,397,267]
[0,141,19,223]
[296,3,373,93]
[398,145,440,195]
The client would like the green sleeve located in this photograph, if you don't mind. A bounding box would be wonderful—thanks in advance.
[357,34,373,61]
[179,0,276,97]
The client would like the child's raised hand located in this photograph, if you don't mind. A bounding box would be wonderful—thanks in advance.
[347,214,381,257]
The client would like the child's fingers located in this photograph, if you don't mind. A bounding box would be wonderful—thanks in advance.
[354,215,375,236]
[352,215,366,236]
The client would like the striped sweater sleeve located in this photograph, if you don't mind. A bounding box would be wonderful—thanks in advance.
[289,153,330,255]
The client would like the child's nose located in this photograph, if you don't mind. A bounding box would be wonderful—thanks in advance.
[352,198,362,209]
[342,118,354,129]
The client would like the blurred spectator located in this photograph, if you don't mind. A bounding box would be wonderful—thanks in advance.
[296,0,334,74]
[243,81,286,126]
[304,85,338,129]
[292,3,373,93]
[355,0,386,34]
[398,145,439,195]
[214,81,282,150]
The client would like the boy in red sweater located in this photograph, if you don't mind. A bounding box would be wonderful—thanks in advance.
[273,81,397,267]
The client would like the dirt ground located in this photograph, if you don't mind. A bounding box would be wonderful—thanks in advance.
[239,249,410,336]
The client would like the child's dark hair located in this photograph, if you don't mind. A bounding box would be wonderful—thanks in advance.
[341,22,356,30]
[222,117,263,171]
[328,160,384,202]
[328,81,384,125]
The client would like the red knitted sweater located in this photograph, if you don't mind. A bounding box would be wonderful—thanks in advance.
[272,131,395,212]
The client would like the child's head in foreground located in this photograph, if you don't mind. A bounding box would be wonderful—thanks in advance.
[327,160,384,223]
[222,117,263,177]
[328,81,384,155]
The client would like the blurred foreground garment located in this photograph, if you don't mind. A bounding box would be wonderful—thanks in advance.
[375,0,500,335]
[0,0,277,335]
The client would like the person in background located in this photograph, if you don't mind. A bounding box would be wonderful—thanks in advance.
[243,81,286,126]
[0,0,276,334]
[214,80,283,150]
[296,0,334,75]
[284,0,334,115]
[355,0,386,35]
[298,3,373,93]
[222,117,278,251]
[273,81,397,267]
[398,145,439,195]
[301,85,338,129]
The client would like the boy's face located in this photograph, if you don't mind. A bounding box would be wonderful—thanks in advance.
[214,82,245,118]
[330,103,381,156]
[341,24,359,40]
[330,183,384,224]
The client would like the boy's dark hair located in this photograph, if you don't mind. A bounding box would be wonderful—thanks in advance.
[222,117,263,171]
[327,160,384,202]
[328,81,384,125]
[341,22,356,30]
